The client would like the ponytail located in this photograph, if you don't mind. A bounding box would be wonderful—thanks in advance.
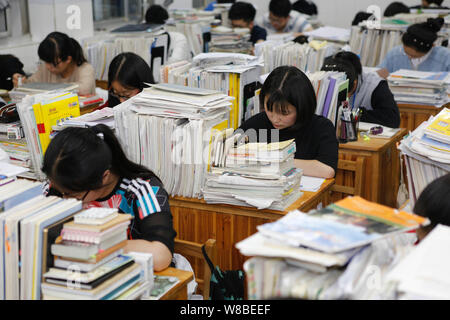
[38,31,87,66]
[42,124,161,193]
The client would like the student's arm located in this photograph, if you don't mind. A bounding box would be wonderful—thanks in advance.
[76,63,96,96]
[124,239,172,272]
[360,80,400,128]
[294,159,335,178]
[376,68,390,79]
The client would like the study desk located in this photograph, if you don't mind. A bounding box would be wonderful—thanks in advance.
[169,179,335,272]
[333,128,408,207]
[398,102,446,132]
[154,267,194,300]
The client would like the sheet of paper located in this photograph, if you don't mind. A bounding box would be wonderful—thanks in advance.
[300,175,325,192]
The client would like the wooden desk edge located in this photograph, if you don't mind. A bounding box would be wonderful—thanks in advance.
[339,128,407,152]
[154,267,194,300]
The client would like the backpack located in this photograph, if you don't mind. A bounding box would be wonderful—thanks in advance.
[202,245,245,300]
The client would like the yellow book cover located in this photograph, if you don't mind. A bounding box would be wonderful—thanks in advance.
[425,107,450,138]
[32,102,45,153]
[40,94,80,152]
[229,73,236,129]
[234,74,241,129]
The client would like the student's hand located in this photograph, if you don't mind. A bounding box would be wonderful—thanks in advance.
[12,73,26,88]
[377,68,390,79]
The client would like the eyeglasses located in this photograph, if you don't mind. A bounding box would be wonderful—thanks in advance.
[109,89,135,101]
[61,190,90,201]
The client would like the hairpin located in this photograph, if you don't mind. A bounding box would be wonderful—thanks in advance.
[97,133,104,140]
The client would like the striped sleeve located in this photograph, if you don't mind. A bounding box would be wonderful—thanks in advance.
[126,178,163,219]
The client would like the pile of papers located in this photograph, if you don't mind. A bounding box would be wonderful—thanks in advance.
[304,26,351,43]
[388,69,449,106]
[209,26,252,54]
[256,40,342,74]
[237,196,429,299]
[41,208,149,300]
[53,107,115,131]
[9,82,79,103]
[203,133,303,210]
[114,84,231,198]
[0,136,34,178]
[398,108,450,204]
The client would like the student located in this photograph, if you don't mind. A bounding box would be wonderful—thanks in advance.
[238,66,338,179]
[321,52,400,128]
[0,54,25,91]
[228,2,267,44]
[107,52,155,108]
[377,18,450,77]
[145,5,191,63]
[351,11,374,26]
[42,124,177,271]
[12,32,96,96]
[292,0,318,16]
[384,2,410,17]
[413,173,450,242]
[410,0,449,9]
[258,0,313,35]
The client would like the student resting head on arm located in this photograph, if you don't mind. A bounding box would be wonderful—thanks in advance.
[238,66,338,179]
[260,0,313,35]
[322,52,400,128]
[228,2,267,45]
[42,124,176,271]
[413,173,450,242]
[377,17,450,77]
[107,52,155,108]
[13,32,96,96]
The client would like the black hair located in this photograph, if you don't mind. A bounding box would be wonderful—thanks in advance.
[228,2,256,23]
[321,56,358,93]
[38,32,87,66]
[425,0,444,6]
[42,124,161,193]
[351,11,373,26]
[0,54,25,90]
[107,52,155,107]
[260,66,317,129]
[413,173,450,233]
[145,4,169,25]
[331,51,362,76]
[384,2,410,17]
[217,0,236,3]
[269,0,291,18]
[293,34,309,44]
[402,17,444,53]
[292,0,318,16]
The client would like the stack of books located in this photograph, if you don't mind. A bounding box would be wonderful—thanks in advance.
[209,26,252,54]
[8,82,79,103]
[53,107,115,131]
[387,69,449,106]
[398,107,450,204]
[237,196,429,299]
[114,83,231,198]
[41,208,148,300]
[203,132,303,211]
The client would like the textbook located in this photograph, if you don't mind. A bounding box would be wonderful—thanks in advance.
[257,196,429,253]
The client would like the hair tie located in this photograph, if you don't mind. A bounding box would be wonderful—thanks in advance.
[97,133,104,140]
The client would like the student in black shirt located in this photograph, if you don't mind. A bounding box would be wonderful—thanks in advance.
[321,51,400,128]
[238,66,338,179]
[228,2,267,44]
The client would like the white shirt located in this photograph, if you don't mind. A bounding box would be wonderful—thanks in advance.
[258,10,313,35]
[167,31,191,64]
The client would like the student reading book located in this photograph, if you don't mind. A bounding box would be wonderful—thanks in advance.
[413,173,450,242]
[228,2,267,45]
[377,18,450,77]
[107,52,155,108]
[12,32,96,95]
[321,52,400,128]
[238,66,338,179]
[42,124,176,271]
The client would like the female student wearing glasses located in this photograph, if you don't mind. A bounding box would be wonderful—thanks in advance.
[42,124,177,271]
[238,66,338,179]
[107,52,155,107]
[12,32,96,96]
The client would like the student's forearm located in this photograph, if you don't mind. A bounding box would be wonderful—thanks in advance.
[294,159,335,179]
[124,239,172,271]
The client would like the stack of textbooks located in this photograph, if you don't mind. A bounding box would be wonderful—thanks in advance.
[8,82,79,103]
[203,131,303,211]
[41,208,148,300]
[387,69,449,106]
[114,83,231,198]
[237,196,429,299]
[209,26,252,54]
[398,107,450,204]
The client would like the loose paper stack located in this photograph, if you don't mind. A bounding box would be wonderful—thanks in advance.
[398,108,450,204]
[388,69,449,106]
[203,133,303,210]
[209,26,253,54]
[41,208,148,300]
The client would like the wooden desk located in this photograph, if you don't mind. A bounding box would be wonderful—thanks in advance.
[154,267,193,300]
[398,102,446,132]
[334,128,407,207]
[169,179,335,272]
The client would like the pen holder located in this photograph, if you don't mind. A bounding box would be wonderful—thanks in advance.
[336,117,359,143]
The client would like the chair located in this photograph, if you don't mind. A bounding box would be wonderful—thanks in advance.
[173,238,217,300]
[331,156,365,197]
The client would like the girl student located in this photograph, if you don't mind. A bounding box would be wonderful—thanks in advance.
[107,52,155,108]
[377,17,450,77]
[42,124,176,271]
[12,31,96,95]
[238,66,338,179]
[321,51,400,128]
